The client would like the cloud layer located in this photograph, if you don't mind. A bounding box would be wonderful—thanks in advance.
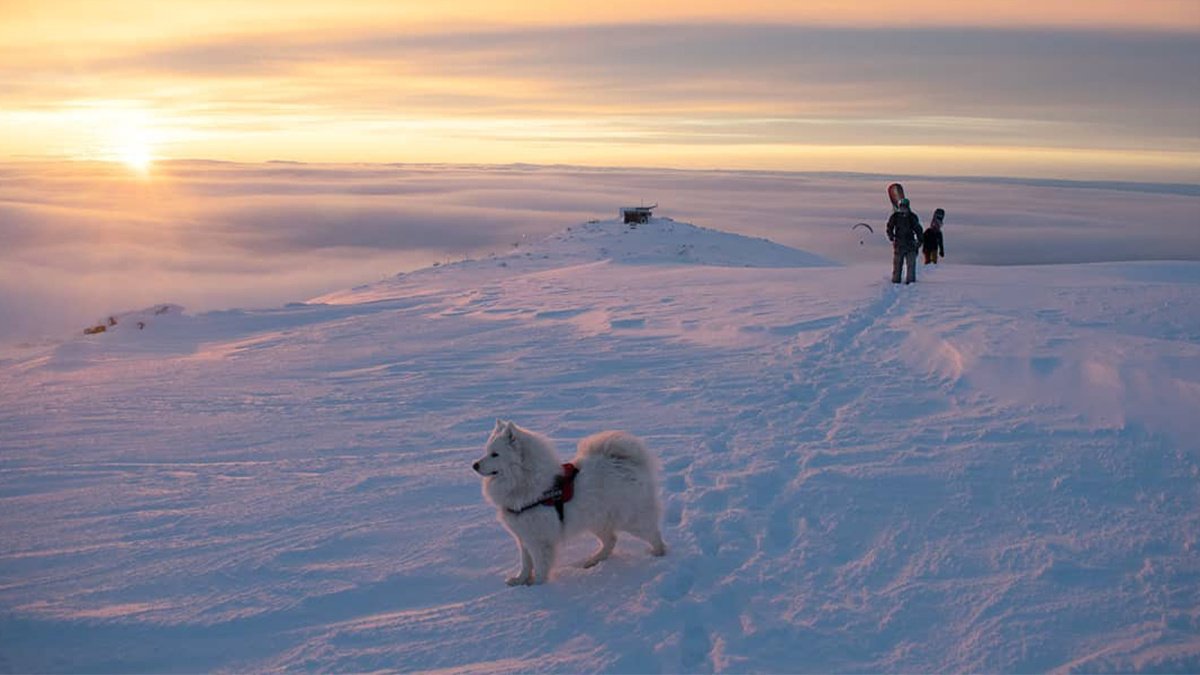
[2,19,1198,180]
[2,160,1197,344]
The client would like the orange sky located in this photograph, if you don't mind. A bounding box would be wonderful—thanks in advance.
[2,0,1198,180]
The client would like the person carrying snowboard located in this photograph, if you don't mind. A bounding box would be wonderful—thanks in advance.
[923,208,945,265]
[886,197,923,284]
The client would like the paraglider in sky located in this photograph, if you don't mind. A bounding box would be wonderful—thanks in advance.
[852,222,873,245]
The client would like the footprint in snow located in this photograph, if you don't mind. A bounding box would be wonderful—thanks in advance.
[681,616,715,673]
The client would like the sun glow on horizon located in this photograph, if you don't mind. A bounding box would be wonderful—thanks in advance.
[51,101,163,176]
[111,127,155,175]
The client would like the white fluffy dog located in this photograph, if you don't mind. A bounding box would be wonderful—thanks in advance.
[472,420,667,585]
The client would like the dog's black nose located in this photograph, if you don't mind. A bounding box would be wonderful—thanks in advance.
[472,461,481,473]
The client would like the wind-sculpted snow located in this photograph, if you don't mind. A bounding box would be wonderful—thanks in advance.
[1,220,1198,672]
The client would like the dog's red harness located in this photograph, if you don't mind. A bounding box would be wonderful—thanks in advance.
[506,463,579,522]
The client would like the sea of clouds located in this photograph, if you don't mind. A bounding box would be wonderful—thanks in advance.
[1,160,1197,343]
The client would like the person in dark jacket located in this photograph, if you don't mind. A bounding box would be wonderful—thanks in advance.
[923,208,945,264]
[886,197,923,284]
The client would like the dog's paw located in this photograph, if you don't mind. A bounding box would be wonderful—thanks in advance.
[505,575,532,586]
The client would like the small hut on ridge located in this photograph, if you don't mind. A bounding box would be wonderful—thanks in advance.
[620,204,656,225]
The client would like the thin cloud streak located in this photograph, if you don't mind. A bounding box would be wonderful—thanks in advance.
[3,1,1197,58]
[69,26,1200,125]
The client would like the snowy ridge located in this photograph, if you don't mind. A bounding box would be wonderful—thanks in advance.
[518,217,835,269]
[1,221,1198,672]
[314,217,833,306]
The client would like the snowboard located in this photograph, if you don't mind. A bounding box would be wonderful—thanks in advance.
[887,182,905,210]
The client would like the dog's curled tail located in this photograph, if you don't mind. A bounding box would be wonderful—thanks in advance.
[577,430,658,475]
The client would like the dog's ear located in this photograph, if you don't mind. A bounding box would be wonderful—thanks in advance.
[494,418,505,431]
[504,422,518,447]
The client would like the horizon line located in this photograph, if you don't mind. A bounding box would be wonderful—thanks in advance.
[5,156,1198,195]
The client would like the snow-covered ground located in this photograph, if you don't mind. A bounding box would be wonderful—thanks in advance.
[2,218,1198,672]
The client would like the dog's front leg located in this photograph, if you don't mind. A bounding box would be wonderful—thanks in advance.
[528,540,557,585]
[506,541,534,586]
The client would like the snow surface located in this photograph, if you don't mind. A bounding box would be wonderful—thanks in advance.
[2,217,1199,672]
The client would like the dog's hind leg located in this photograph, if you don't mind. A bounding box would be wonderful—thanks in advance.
[506,542,534,586]
[626,520,667,557]
[583,529,617,568]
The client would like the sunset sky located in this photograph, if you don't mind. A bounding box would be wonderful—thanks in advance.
[2,0,1198,180]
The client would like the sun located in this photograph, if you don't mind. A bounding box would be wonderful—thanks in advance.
[71,102,159,175]
[116,130,154,174]
[107,122,156,175]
